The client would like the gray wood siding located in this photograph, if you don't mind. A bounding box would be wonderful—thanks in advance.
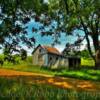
[33,46,46,66]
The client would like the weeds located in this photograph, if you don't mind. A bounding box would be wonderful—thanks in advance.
[0,77,100,100]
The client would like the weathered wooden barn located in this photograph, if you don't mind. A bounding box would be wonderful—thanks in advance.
[32,44,81,69]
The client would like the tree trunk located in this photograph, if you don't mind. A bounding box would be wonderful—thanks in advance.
[95,49,100,69]
[92,34,99,69]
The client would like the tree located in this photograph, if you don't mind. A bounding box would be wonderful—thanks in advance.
[0,0,51,62]
[81,50,90,58]
[62,42,81,56]
[62,34,84,56]
[0,0,60,62]
[0,0,100,68]
[46,0,100,69]
[20,49,27,60]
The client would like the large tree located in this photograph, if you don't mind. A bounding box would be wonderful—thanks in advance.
[0,0,53,62]
[0,0,100,68]
[0,0,62,63]
[46,0,100,68]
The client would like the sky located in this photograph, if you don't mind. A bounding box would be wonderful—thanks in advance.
[23,20,88,55]
[0,0,97,56]
[0,19,91,55]
[0,0,92,55]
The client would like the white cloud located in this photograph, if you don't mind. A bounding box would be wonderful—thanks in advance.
[55,45,65,52]
[22,46,34,56]
[80,38,94,50]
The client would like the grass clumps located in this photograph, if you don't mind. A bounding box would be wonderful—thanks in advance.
[0,77,100,100]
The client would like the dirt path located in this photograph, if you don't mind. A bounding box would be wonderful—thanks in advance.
[0,69,100,92]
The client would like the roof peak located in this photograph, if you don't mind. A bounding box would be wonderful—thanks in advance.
[41,45,61,55]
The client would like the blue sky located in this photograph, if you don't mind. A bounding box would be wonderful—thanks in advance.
[24,20,87,54]
[0,19,90,55]
[24,20,75,53]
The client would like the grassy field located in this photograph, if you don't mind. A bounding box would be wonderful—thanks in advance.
[56,58,100,81]
[56,69,100,81]
[1,65,100,81]
[1,64,56,75]
[0,58,100,99]
[0,77,99,100]
[1,58,100,81]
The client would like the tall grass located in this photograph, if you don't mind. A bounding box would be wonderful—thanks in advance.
[0,77,100,100]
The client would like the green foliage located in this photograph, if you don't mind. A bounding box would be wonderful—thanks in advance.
[0,54,4,59]
[0,0,100,68]
[0,77,99,99]
[47,0,100,67]
[81,50,91,58]
[20,49,27,60]
[26,56,32,64]
[0,0,45,62]
[0,54,4,65]
[81,58,95,66]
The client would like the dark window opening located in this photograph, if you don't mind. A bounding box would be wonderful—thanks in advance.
[56,57,58,60]
[49,57,52,61]
[39,49,41,52]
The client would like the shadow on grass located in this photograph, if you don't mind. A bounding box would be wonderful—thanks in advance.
[0,76,100,100]
[0,75,100,100]
[55,66,100,81]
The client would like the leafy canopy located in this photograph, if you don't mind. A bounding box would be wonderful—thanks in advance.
[0,0,100,65]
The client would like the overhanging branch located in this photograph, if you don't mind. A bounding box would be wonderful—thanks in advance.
[79,17,95,61]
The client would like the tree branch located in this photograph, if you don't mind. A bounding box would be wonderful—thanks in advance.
[63,0,69,14]
[79,17,95,61]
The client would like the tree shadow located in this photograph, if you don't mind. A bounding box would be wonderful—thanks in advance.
[1,74,100,92]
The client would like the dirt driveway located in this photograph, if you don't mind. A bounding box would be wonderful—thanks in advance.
[0,69,100,92]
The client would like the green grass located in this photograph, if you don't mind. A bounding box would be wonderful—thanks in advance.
[55,69,100,81]
[1,58,100,81]
[55,58,99,81]
[0,77,100,100]
[1,64,56,75]
[0,58,100,99]
[81,58,95,67]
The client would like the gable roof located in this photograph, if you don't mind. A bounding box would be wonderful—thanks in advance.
[32,44,81,59]
[42,46,61,55]
[32,44,61,55]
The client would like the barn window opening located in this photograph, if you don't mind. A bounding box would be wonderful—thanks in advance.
[49,57,52,61]
[39,49,41,53]
[56,57,58,60]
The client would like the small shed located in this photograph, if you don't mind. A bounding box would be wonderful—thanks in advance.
[32,44,81,69]
[67,56,81,69]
